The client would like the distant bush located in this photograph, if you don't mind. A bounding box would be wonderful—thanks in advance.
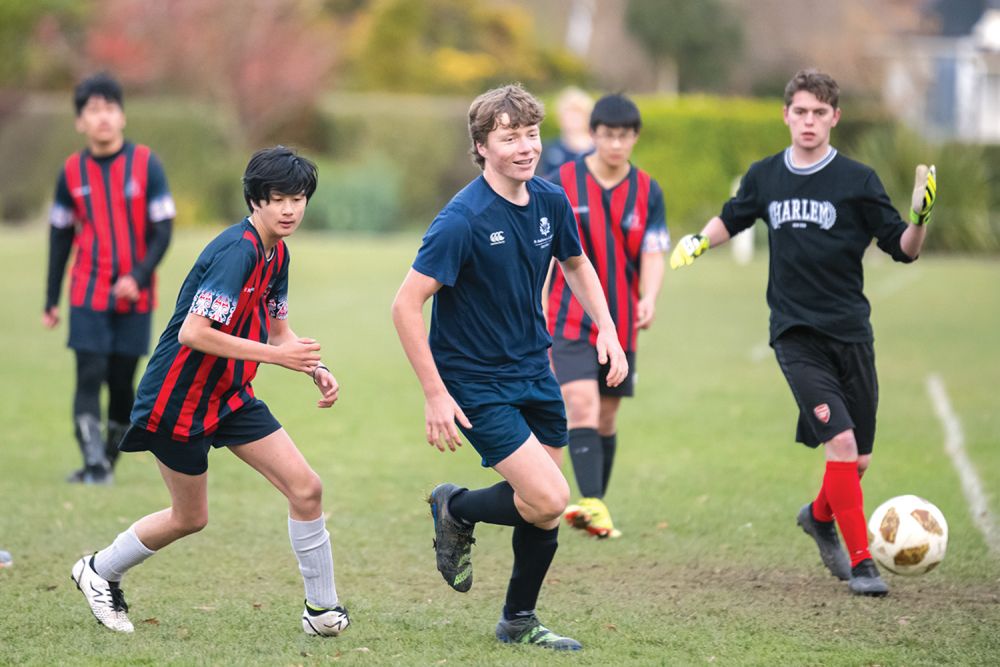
[304,155,402,233]
[851,125,998,253]
[316,93,478,228]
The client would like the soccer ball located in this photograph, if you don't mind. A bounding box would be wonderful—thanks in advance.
[868,495,948,575]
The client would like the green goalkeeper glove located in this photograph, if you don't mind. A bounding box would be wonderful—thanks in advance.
[670,234,710,269]
[909,164,936,226]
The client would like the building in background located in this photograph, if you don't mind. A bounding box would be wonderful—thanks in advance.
[882,3,1000,143]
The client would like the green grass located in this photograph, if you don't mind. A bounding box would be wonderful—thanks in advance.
[2,226,999,666]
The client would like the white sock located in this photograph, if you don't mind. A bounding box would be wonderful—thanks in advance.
[93,525,155,582]
[288,515,338,609]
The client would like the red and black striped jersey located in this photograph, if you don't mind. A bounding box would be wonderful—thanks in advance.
[50,142,175,314]
[130,219,290,441]
[546,159,669,352]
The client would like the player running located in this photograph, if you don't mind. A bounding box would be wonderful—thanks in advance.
[670,69,936,597]
[71,147,350,637]
[546,93,669,539]
[392,84,627,650]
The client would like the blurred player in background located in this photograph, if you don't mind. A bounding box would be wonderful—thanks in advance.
[547,93,669,539]
[71,147,350,638]
[43,72,175,484]
[539,86,594,178]
[670,68,936,597]
[393,84,626,651]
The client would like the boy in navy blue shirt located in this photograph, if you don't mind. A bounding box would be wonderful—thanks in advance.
[392,84,627,651]
[71,147,350,638]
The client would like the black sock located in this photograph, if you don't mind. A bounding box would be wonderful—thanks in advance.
[600,433,617,496]
[503,524,558,619]
[74,351,108,419]
[448,481,522,526]
[568,427,602,498]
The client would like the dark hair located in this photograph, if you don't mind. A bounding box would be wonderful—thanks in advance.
[468,84,545,169]
[784,69,840,108]
[242,146,318,212]
[74,72,124,116]
[590,93,641,132]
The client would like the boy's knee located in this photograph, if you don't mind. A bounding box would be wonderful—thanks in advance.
[289,472,324,509]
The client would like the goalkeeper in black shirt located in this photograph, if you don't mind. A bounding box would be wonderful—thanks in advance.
[670,69,936,597]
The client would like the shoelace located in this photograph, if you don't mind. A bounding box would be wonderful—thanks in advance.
[109,584,129,613]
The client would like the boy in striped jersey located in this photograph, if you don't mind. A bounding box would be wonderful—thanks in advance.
[546,94,670,538]
[71,147,350,637]
[44,72,175,484]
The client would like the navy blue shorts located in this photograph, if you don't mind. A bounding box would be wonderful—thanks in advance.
[772,327,878,455]
[550,336,637,397]
[119,399,282,475]
[68,306,152,357]
[444,374,568,468]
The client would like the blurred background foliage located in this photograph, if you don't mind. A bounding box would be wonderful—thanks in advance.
[0,0,997,251]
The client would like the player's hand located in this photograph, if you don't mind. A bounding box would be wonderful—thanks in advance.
[274,337,321,373]
[313,366,339,408]
[909,164,936,226]
[669,234,710,269]
[596,329,628,387]
[636,295,656,330]
[424,392,471,453]
[42,306,60,328]
[112,274,141,301]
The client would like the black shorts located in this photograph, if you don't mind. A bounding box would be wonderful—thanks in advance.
[68,306,152,357]
[119,399,282,475]
[550,336,637,398]
[772,327,878,455]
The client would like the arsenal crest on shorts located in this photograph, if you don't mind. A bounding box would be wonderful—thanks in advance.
[813,403,831,424]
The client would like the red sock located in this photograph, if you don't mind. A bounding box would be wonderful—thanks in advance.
[822,460,870,566]
[811,486,834,522]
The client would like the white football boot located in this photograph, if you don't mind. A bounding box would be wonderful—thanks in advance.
[302,601,350,637]
[71,555,134,633]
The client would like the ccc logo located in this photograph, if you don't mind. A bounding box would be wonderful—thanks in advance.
[489,231,506,245]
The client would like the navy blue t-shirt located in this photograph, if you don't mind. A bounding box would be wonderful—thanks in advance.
[413,175,583,381]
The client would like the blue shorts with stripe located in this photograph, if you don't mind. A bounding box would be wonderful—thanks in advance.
[444,374,568,468]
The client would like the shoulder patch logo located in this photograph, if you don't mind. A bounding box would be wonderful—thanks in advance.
[490,231,506,246]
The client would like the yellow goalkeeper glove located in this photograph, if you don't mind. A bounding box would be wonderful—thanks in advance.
[670,234,710,269]
[909,164,936,226]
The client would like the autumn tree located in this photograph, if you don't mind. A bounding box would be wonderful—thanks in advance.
[82,0,342,143]
[345,0,586,94]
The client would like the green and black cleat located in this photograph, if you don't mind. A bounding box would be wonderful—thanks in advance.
[428,483,476,592]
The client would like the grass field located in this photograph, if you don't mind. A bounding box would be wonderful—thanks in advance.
[2,226,999,666]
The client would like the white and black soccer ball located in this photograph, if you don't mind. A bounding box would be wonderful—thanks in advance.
[302,605,350,637]
[868,495,948,576]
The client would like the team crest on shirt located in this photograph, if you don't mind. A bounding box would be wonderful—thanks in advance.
[621,210,639,230]
[533,217,553,248]
[124,178,143,198]
[813,403,831,424]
